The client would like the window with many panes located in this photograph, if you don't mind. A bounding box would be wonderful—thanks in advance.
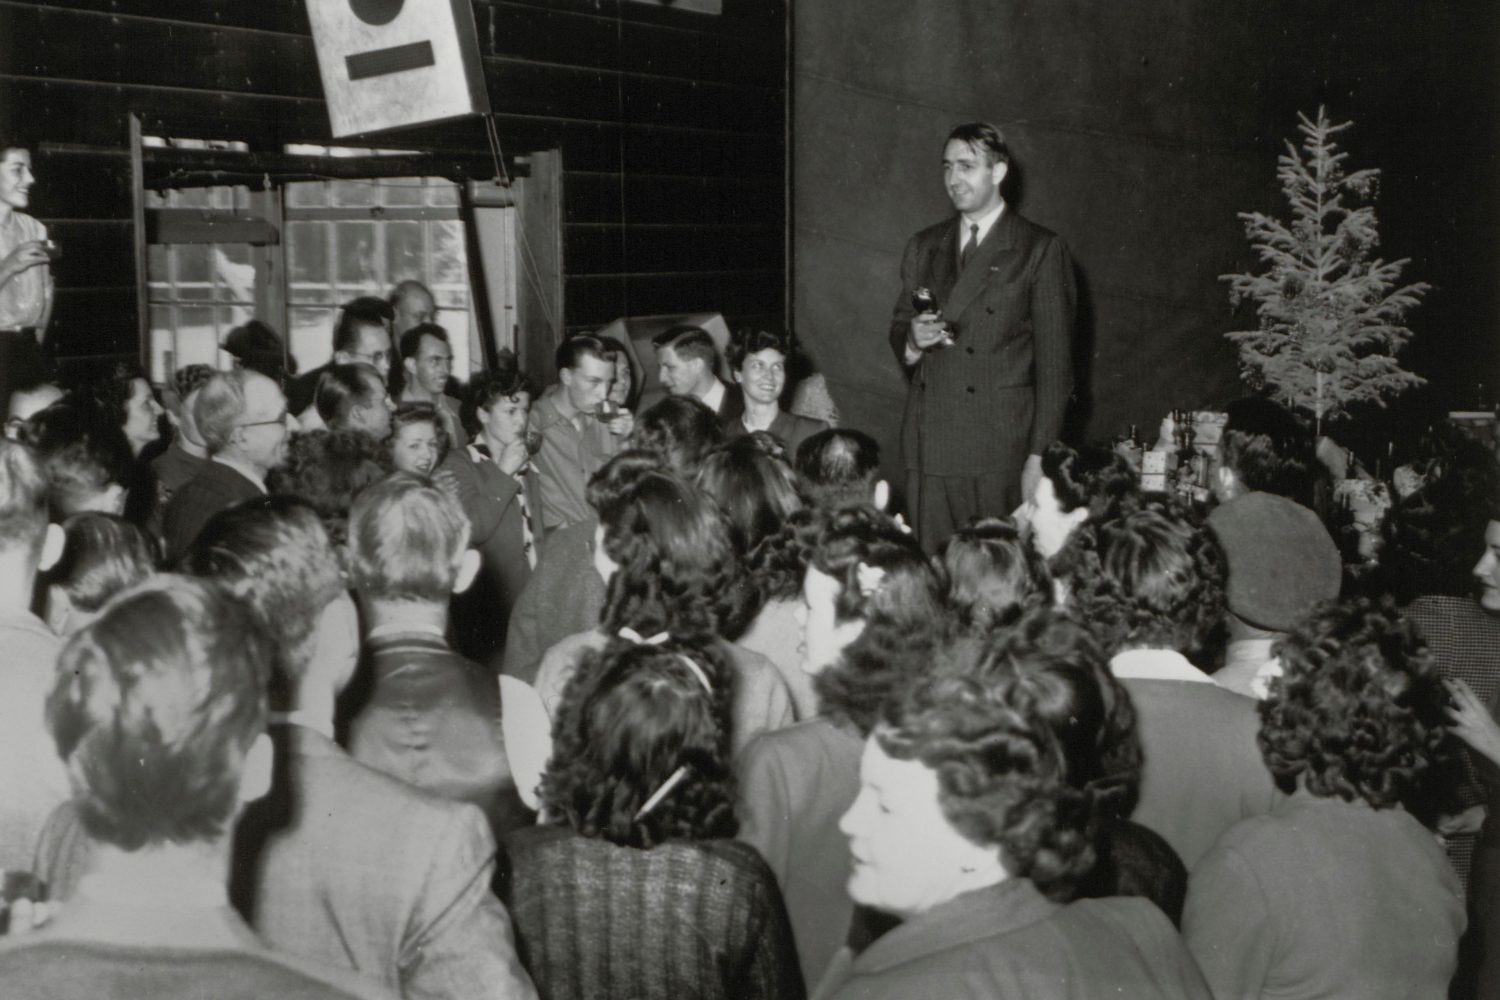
[145,142,476,385]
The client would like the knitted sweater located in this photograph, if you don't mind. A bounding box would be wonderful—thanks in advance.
[503,825,805,1000]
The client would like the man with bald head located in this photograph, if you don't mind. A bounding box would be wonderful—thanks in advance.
[162,368,296,560]
[389,279,435,340]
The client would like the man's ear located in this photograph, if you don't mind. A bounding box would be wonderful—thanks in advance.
[991,159,1009,190]
[873,479,890,513]
[239,732,274,805]
[38,522,65,572]
[453,547,481,595]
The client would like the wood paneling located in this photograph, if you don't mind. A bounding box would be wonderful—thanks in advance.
[8,0,786,368]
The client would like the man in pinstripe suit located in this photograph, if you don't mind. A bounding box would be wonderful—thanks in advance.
[889,122,1076,546]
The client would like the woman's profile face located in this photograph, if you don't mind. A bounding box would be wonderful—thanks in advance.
[122,378,161,455]
[796,565,863,675]
[839,736,1001,918]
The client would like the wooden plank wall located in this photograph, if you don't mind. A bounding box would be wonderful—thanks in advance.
[0,0,787,370]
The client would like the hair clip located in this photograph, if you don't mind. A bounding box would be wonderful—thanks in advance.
[618,626,670,646]
[634,764,690,822]
[856,562,887,597]
[675,654,713,694]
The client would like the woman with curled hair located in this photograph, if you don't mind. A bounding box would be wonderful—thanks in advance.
[963,607,1188,924]
[737,506,948,987]
[1065,493,1226,662]
[628,394,724,475]
[531,468,792,753]
[1377,441,1500,890]
[696,433,812,714]
[442,364,539,662]
[43,511,158,636]
[1028,440,1138,561]
[937,516,1050,635]
[820,671,1209,1000]
[1183,598,1464,1000]
[506,640,803,1000]
[725,328,829,455]
[386,401,449,479]
[1063,497,1277,870]
[264,428,388,549]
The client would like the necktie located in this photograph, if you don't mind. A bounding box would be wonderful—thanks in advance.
[960,223,979,270]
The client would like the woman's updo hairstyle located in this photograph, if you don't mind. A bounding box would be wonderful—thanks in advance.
[938,517,1050,634]
[596,469,741,642]
[540,637,737,849]
[877,667,1099,902]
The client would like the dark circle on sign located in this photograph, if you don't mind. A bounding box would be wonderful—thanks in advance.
[349,0,404,26]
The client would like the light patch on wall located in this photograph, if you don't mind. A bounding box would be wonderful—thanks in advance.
[623,0,722,13]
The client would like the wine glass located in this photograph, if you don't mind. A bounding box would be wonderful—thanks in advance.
[524,427,543,456]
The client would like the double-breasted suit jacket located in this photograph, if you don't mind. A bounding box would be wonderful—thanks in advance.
[887,208,1076,494]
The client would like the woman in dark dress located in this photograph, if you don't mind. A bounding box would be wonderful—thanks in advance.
[504,637,804,1000]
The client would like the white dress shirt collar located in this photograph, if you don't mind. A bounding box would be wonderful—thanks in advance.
[961,200,1005,248]
[1110,647,1214,684]
[700,378,726,413]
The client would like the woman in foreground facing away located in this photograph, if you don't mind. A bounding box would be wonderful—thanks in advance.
[818,668,1210,1000]
[503,639,804,1000]
[531,460,792,752]
[1183,598,1465,1000]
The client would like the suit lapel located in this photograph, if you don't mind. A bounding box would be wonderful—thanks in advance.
[944,208,1018,321]
[929,222,959,306]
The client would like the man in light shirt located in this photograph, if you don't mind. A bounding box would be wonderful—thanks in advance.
[530,334,632,534]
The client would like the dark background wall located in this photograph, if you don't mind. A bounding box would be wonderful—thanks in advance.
[0,0,787,370]
[793,2,1500,479]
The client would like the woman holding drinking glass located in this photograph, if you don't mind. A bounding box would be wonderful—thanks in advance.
[442,363,541,663]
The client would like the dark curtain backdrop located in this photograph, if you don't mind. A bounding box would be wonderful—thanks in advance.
[793,2,1500,486]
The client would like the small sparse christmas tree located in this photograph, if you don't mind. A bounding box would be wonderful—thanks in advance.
[1222,106,1429,436]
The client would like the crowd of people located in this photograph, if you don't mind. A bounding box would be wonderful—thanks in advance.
[3,130,1500,1000]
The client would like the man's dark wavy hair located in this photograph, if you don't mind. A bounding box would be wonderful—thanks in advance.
[1220,396,1314,503]
[597,469,741,642]
[540,638,737,849]
[958,606,1141,821]
[877,668,1097,902]
[937,517,1050,634]
[1260,598,1452,817]
[811,506,948,733]
[627,395,723,476]
[695,433,803,555]
[1040,441,1139,519]
[1066,496,1226,659]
